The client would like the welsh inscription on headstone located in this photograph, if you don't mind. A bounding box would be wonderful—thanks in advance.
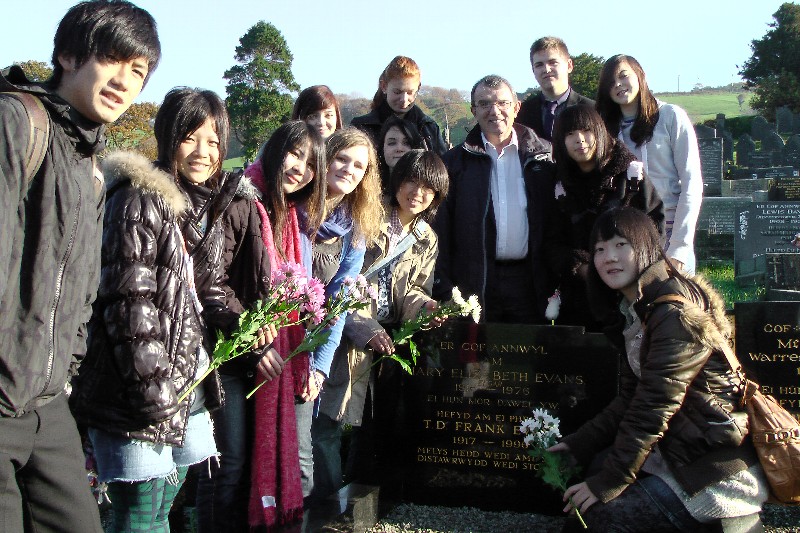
[732,166,796,181]
[735,202,800,276]
[734,302,800,422]
[722,179,772,198]
[769,178,800,201]
[404,322,619,512]
[748,152,775,168]
[698,137,723,196]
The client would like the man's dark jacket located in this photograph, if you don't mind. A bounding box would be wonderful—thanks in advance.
[351,100,448,156]
[517,88,595,140]
[432,123,556,320]
[0,66,105,417]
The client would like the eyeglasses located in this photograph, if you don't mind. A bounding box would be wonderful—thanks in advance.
[474,100,514,111]
[403,181,435,196]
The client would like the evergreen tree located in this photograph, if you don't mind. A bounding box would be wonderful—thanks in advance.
[740,3,800,119]
[225,22,299,160]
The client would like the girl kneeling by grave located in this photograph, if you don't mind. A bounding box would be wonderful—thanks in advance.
[550,207,768,532]
[546,104,664,330]
[314,149,449,498]
[71,88,237,531]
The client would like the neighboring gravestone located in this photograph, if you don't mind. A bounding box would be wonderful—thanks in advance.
[732,166,796,180]
[751,115,769,142]
[735,202,800,278]
[403,322,619,513]
[763,131,785,166]
[777,106,794,135]
[784,134,800,170]
[794,112,800,135]
[722,129,735,162]
[749,152,775,168]
[734,302,800,422]
[695,197,751,260]
[716,113,726,133]
[694,124,716,139]
[736,134,756,168]
[769,178,800,200]
[722,178,773,198]
[698,137,723,196]
[765,253,800,292]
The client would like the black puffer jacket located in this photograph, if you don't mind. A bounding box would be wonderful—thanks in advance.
[71,152,231,446]
[544,142,664,328]
[351,100,448,155]
[562,261,758,502]
[0,66,105,417]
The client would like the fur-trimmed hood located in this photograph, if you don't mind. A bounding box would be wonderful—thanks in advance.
[234,175,262,201]
[102,151,187,215]
[635,260,732,348]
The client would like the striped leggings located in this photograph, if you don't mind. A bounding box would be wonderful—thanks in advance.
[106,466,189,533]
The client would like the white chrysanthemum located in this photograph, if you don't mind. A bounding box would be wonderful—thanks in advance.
[545,290,561,321]
[523,433,536,447]
[451,287,466,307]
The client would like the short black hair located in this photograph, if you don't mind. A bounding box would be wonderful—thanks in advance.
[154,87,229,182]
[51,0,161,86]
[389,149,449,223]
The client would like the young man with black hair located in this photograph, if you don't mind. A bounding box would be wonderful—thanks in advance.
[517,36,594,141]
[0,1,160,530]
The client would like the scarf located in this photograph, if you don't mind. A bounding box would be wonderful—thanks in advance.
[315,202,353,242]
[245,161,308,529]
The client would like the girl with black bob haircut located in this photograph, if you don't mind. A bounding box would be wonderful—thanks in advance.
[315,149,449,499]
[550,207,768,532]
[49,0,161,87]
[72,87,240,532]
[377,115,426,191]
[545,104,663,329]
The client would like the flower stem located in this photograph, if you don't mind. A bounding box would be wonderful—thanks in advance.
[177,365,216,404]
[568,497,588,529]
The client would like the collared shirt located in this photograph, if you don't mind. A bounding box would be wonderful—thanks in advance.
[540,87,572,121]
[481,130,528,260]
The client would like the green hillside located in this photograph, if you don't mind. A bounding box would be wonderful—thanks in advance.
[655,91,755,123]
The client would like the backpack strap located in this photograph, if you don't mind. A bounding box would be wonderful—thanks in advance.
[2,92,51,188]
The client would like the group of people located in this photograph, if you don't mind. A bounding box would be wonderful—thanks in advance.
[0,1,769,532]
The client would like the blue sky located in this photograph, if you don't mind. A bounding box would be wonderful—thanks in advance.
[0,0,785,105]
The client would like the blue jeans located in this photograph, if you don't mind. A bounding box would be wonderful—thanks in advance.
[295,398,314,498]
[310,412,343,499]
[196,374,250,533]
[570,475,702,533]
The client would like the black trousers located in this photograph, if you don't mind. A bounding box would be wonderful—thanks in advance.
[0,395,102,532]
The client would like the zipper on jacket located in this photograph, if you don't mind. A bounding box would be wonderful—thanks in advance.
[43,183,81,395]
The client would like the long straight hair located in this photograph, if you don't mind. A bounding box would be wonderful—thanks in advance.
[257,121,326,254]
[325,127,384,244]
[596,55,659,147]
[154,87,229,187]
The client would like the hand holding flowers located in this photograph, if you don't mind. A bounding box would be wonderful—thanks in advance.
[519,408,587,529]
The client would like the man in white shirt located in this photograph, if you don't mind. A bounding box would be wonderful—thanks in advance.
[434,75,555,323]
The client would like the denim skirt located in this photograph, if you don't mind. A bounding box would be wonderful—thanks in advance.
[89,407,219,483]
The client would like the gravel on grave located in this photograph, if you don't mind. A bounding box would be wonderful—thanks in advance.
[366,503,800,533]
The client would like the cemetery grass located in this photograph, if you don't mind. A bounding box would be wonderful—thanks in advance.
[697,261,764,309]
[222,156,245,172]
[656,91,754,123]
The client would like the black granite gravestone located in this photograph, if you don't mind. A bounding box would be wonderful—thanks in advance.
[698,137,723,196]
[735,202,800,277]
[736,134,756,168]
[777,106,794,135]
[766,253,800,291]
[402,322,619,513]
[732,166,796,181]
[734,302,800,422]
[769,178,800,200]
[722,179,772,198]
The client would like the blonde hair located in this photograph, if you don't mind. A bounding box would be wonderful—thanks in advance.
[325,127,384,244]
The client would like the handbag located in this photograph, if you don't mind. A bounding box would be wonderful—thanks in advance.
[650,295,800,505]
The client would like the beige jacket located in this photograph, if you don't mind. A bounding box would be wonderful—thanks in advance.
[318,215,438,425]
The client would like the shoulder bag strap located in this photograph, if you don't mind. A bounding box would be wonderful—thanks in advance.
[3,92,51,188]
[362,220,429,281]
